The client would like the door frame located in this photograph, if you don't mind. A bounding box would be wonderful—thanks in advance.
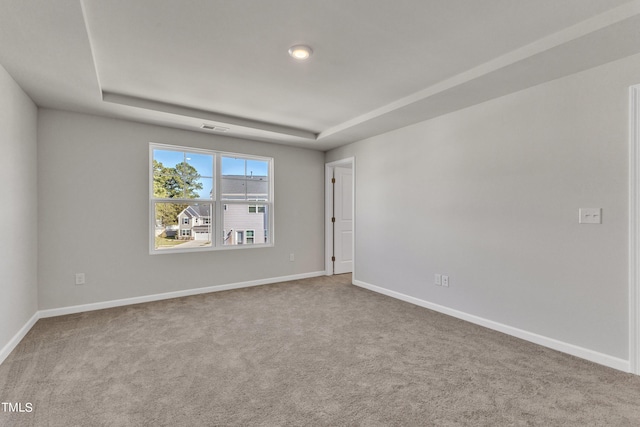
[325,157,355,277]
[629,85,640,375]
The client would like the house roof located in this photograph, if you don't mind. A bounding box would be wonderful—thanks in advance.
[181,204,211,218]
[222,175,268,200]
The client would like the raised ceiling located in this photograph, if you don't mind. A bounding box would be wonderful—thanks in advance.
[2,0,640,150]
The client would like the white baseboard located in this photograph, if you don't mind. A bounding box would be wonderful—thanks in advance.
[39,271,326,318]
[7,273,625,373]
[0,311,40,366]
[353,279,631,373]
[0,271,326,366]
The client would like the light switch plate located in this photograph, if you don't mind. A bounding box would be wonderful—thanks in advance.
[579,208,602,224]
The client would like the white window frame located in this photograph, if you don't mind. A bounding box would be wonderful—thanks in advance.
[149,143,274,254]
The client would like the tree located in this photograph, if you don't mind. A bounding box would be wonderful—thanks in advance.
[153,160,169,198]
[165,162,204,199]
[153,160,204,227]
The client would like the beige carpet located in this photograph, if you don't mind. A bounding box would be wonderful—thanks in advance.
[1,274,639,426]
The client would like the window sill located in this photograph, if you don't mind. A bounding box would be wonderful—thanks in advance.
[150,243,274,255]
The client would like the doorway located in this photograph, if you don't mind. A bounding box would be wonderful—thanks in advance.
[325,158,355,276]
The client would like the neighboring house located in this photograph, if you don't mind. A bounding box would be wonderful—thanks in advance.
[223,203,268,245]
[177,205,212,241]
[222,174,269,245]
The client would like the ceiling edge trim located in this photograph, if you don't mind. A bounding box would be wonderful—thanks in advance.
[317,0,640,140]
[79,0,105,99]
[102,91,318,140]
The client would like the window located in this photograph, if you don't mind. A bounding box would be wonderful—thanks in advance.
[248,205,266,213]
[150,144,273,253]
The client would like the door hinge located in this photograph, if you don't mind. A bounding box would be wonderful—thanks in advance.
[331,217,335,223]
[331,256,336,262]
[331,178,336,184]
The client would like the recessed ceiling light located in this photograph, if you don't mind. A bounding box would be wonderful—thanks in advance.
[288,45,313,60]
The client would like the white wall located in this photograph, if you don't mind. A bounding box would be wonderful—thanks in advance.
[38,110,325,310]
[326,52,640,362]
[0,64,38,354]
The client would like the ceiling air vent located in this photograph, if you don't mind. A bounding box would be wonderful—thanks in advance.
[201,124,229,132]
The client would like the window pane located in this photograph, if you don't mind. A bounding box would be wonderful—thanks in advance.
[186,152,214,199]
[223,204,269,245]
[154,202,213,250]
[153,151,187,197]
[221,156,269,201]
[185,152,213,178]
[153,149,213,200]
[222,156,246,200]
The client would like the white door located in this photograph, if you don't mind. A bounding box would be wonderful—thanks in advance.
[333,166,353,274]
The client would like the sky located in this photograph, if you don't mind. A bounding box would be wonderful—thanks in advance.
[153,149,268,176]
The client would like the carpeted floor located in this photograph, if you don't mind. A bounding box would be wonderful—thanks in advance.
[1,274,640,426]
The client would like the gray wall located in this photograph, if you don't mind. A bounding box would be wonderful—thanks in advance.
[327,52,640,360]
[0,64,38,351]
[38,110,325,310]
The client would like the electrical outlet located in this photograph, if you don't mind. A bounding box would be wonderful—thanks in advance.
[442,275,449,287]
[434,274,441,286]
[289,253,295,262]
[579,208,602,224]
[75,273,85,285]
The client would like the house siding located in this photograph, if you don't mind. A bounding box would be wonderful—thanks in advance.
[224,204,267,244]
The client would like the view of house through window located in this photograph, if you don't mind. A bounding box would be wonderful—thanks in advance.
[150,144,272,253]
